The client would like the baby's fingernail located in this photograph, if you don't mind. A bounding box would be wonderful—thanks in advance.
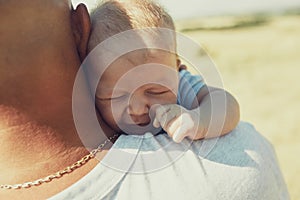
[173,132,182,143]
[153,118,159,128]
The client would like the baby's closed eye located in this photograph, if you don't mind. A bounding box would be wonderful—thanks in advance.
[96,94,129,101]
[146,89,171,95]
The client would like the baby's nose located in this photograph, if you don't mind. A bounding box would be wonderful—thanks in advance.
[127,94,149,116]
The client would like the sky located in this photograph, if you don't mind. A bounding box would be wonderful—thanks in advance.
[72,0,300,19]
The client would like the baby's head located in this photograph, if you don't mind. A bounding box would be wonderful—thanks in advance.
[88,0,176,52]
[88,0,180,135]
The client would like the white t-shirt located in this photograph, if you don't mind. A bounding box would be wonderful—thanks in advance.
[49,122,289,200]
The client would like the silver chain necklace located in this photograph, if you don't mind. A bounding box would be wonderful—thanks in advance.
[0,134,118,189]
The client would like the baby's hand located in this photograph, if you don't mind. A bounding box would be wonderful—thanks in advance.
[153,104,201,143]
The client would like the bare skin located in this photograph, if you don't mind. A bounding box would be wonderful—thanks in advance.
[0,0,113,199]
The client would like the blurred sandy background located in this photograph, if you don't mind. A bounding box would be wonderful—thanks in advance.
[176,13,300,199]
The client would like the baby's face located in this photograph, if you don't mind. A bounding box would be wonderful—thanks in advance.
[95,50,178,135]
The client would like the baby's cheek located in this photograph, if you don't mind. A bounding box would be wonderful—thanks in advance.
[162,87,178,104]
[166,92,177,104]
[110,101,128,120]
[149,94,176,106]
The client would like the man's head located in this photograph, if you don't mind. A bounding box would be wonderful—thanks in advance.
[87,0,179,135]
[0,0,91,130]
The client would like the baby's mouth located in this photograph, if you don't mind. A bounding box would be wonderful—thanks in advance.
[137,122,150,126]
[118,121,161,135]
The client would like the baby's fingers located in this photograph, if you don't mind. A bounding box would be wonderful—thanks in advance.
[153,117,160,128]
[172,113,194,143]
[152,105,169,128]
[153,105,181,130]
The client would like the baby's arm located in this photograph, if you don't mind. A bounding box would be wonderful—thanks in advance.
[153,85,240,143]
[191,86,240,139]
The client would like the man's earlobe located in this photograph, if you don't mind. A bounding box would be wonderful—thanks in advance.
[72,3,91,61]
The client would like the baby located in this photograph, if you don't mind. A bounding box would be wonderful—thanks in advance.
[87,0,240,143]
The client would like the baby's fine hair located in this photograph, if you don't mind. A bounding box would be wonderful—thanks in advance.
[88,0,176,52]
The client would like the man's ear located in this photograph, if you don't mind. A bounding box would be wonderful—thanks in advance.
[72,3,91,61]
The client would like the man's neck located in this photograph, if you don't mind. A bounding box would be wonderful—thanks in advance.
[0,1,113,192]
[0,105,114,199]
[0,105,88,182]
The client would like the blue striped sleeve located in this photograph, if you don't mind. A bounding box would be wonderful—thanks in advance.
[177,70,206,109]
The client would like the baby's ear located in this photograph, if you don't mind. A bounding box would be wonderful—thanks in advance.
[71,3,91,61]
[176,58,181,71]
[177,59,187,71]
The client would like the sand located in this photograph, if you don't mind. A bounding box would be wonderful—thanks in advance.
[176,15,300,199]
